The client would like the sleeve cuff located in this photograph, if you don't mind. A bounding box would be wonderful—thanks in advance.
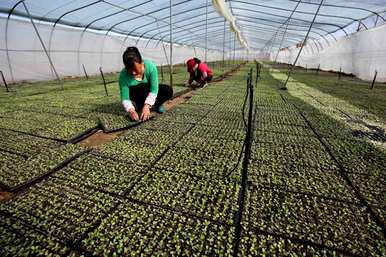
[145,92,157,106]
[199,72,207,83]
[122,100,135,112]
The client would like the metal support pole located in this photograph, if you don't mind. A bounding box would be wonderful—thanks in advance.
[161,42,170,67]
[267,30,279,58]
[229,31,232,68]
[204,0,209,62]
[156,19,170,68]
[99,67,109,96]
[82,64,89,80]
[229,31,231,69]
[222,19,226,71]
[169,0,173,88]
[338,67,342,80]
[281,0,325,90]
[160,64,164,83]
[317,64,320,75]
[22,2,62,89]
[233,34,236,66]
[255,62,259,85]
[0,70,10,92]
[370,70,378,90]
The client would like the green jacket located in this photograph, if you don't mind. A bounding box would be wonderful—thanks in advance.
[119,59,159,106]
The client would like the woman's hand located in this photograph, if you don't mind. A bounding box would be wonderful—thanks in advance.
[129,110,139,121]
[140,104,151,121]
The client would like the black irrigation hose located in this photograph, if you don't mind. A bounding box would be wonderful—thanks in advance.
[224,68,255,179]
[223,105,258,180]
[242,80,249,130]
[233,69,256,257]
[233,107,257,257]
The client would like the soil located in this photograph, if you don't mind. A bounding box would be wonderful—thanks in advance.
[0,191,14,202]
[78,130,123,148]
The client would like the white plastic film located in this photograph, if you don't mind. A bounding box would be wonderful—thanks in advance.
[0,17,224,83]
[274,24,386,82]
[212,0,248,49]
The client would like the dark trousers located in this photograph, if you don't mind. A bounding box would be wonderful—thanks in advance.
[129,83,173,110]
[193,75,213,86]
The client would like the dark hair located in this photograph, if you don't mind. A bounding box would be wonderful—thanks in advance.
[193,57,201,64]
[123,46,142,69]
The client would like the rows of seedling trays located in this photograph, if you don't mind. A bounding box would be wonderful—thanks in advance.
[1,64,385,256]
[271,64,386,144]
[0,74,204,191]
[241,66,385,256]
[0,67,244,256]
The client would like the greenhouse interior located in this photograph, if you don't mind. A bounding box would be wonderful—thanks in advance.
[1,0,386,256]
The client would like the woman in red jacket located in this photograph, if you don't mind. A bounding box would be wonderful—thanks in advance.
[185,58,213,88]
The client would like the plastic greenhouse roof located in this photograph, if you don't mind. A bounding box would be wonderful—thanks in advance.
[1,0,386,51]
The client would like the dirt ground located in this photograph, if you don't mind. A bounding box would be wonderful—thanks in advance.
[0,191,14,202]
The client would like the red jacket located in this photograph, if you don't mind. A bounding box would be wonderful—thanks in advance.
[196,62,213,77]
[188,62,213,84]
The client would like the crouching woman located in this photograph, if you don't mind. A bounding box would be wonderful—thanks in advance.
[119,47,173,121]
[185,57,213,88]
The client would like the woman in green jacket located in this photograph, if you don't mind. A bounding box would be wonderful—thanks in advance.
[119,47,173,121]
